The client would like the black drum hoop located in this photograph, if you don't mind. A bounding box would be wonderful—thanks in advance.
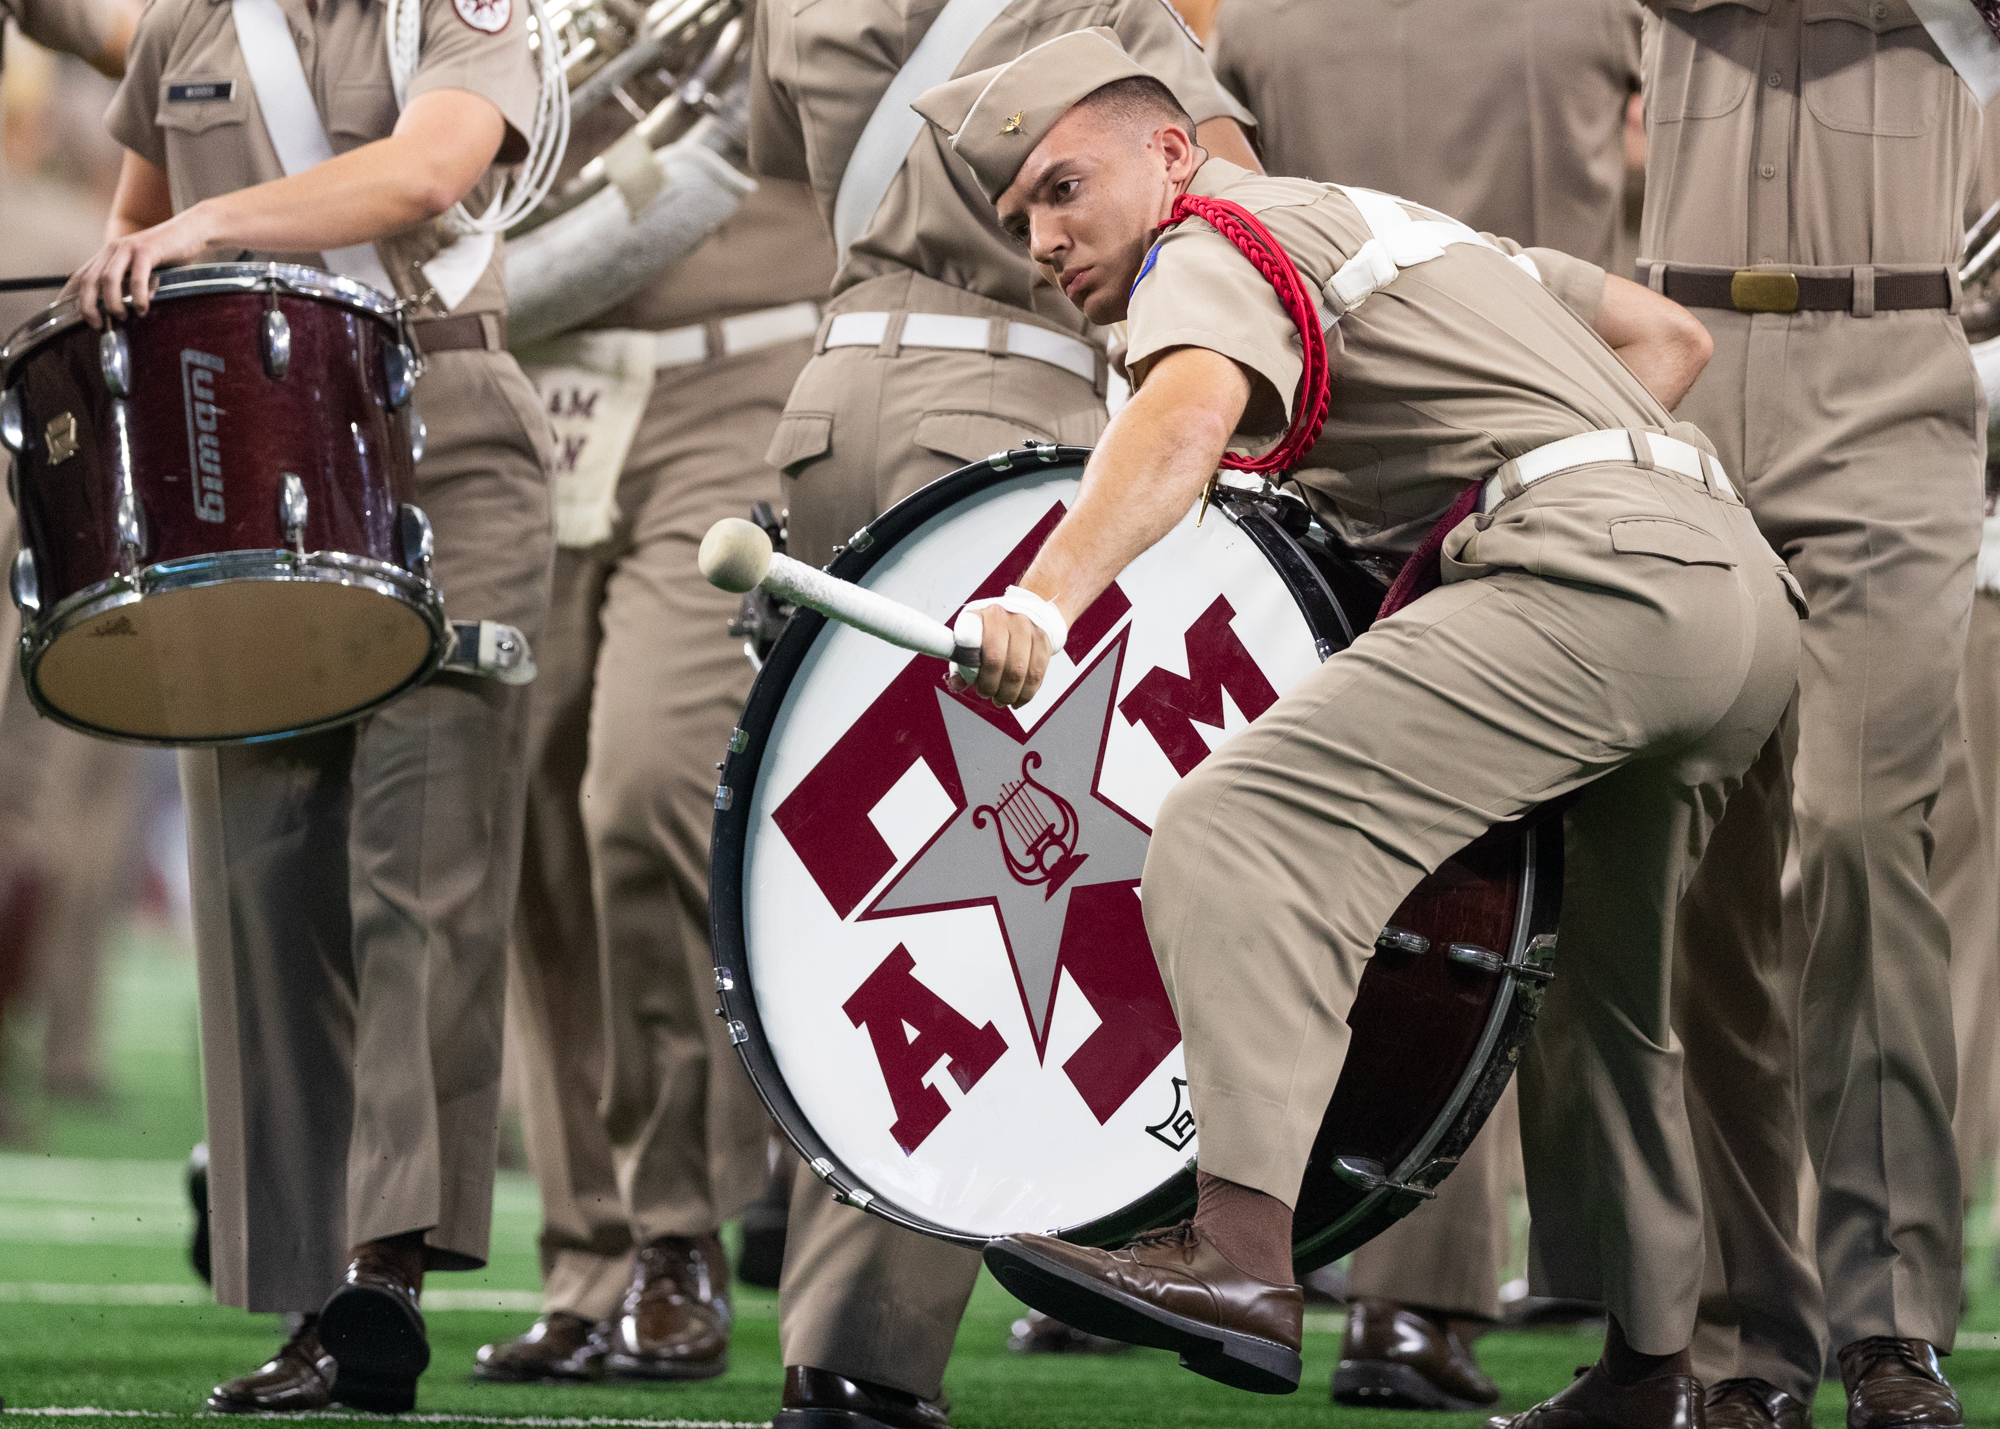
[710,444,1561,1264]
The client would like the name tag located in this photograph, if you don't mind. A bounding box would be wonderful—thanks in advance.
[167,80,236,103]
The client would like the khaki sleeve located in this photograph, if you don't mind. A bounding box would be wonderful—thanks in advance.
[1616,0,1643,91]
[1205,0,1252,114]
[1124,222,1311,458]
[407,0,539,162]
[749,1,810,183]
[1524,246,1607,324]
[12,0,105,61]
[1112,0,1254,130]
[103,0,168,167]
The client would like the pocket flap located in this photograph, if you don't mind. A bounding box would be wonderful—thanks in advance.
[914,410,1056,466]
[1609,516,1737,567]
[766,411,833,475]
[157,80,247,135]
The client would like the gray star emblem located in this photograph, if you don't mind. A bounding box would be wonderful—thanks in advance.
[865,641,1153,1057]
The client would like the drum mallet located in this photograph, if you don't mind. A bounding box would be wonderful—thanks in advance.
[700,518,982,682]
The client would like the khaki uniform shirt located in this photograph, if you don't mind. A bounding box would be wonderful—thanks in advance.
[105,0,538,313]
[1639,0,1980,270]
[588,177,835,330]
[1126,159,1656,553]
[2,0,106,69]
[1209,0,1643,269]
[750,0,1254,331]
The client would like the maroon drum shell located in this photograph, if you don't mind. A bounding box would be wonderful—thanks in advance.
[9,285,416,603]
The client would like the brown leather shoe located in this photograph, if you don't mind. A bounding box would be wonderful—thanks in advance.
[207,1317,336,1413]
[318,1236,429,1413]
[772,1365,951,1429]
[983,1222,1303,1393]
[1487,1363,1704,1429]
[1706,1377,1813,1429]
[1838,1338,1961,1429]
[472,1311,608,1383]
[1334,1298,1500,1410]
[603,1234,731,1381]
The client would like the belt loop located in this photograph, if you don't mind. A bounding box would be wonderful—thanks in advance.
[879,311,907,358]
[1851,265,1875,319]
[986,317,1009,358]
[1627,429,1656,471]
[1093,346,1109,399]
[813,310,834,355]
[1949,265,1965,316]
[1495,456,1527,504]
[479,311,501,350]
[701,318,722,361]
[1647,261,1667,294]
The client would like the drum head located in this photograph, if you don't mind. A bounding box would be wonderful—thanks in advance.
[28,563,439,743]
[718,449,1338,1243]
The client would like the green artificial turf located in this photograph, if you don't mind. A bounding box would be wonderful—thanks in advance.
[4,929,2000,1425]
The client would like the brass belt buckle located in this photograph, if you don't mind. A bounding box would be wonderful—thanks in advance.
[1730,270,1800,314]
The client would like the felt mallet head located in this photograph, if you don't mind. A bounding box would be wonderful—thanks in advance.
[699,518,774,594]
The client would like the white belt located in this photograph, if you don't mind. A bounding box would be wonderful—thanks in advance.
[823,310,1100,385]
[652,300,822,369]
[1481,429,1737,513]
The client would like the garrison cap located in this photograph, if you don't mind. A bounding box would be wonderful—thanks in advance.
[911,28,1160,203]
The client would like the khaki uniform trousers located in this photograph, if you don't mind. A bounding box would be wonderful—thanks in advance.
[507,338,804,1320]
[182,348,554,1311]
[1148,464,1800,1357]
[1938,594,2000,1200]
[1347,1104,1508,1321]
[1659,311,1982,1395]
[775,272,1106,1401]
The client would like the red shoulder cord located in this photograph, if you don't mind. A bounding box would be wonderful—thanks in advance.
[1156,193,1473,622]
[1157,195,1331,475]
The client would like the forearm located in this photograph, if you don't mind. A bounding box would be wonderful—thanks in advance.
[1591,272,1712,411]
[1020,352,1245,620]
[184,135,464,256]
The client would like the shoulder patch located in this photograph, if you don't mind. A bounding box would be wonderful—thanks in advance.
[453,0,509,33]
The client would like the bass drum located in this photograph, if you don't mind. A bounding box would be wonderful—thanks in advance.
[711,446,1561,1270]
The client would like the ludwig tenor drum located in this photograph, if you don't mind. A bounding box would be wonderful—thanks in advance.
[713,446,1562,1270]
[2,262,448,744]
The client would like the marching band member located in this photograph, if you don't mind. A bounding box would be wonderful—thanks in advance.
[747,0,1255,1423]
[1206,0,1644,1408]
[75,0,555,1409]
[922,30,1801,1429]
[1623,5,1991,1427]
[475,140,835,1390]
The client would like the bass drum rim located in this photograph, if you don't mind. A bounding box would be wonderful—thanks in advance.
[710,445,1561,1269]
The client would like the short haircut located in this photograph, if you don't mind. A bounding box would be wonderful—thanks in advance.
[1073,75,1194,138]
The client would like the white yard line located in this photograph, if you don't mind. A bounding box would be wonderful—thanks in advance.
[0,1285,777,1317]
[2,1413,768,1427]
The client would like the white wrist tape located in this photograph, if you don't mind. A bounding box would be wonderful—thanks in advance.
[966,585,1069,655]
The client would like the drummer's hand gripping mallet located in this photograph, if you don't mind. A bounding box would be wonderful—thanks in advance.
[699,518,984,682]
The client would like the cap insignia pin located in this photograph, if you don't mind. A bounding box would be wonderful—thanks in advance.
[1001,111,1024,135]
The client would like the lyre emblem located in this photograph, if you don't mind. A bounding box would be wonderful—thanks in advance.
[1000,110,1024,135]
[972,751,1088,898]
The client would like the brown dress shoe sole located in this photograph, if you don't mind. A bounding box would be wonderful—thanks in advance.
[983,1239,1301,1394]
[1335,1359,1497,1412]
[603,1351,728,1383]
[773,1411,922,1429]
[320,1284,430,1412]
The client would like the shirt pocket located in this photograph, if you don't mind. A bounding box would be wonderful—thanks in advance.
[1608,515,1738,567]
[1648,4,1765,123]
[327,80,398,153]
[155,76,249,136]
[156,78,256,201]
[1802,0,1946,137]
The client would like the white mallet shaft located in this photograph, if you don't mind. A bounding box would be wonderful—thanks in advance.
[700,518,983,676]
